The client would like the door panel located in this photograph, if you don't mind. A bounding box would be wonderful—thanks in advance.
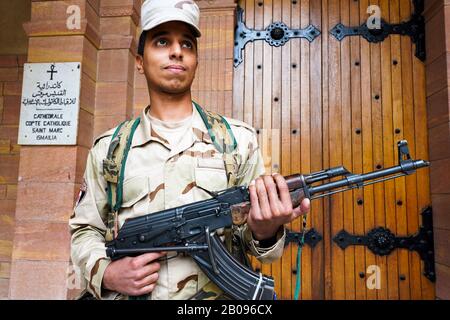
[232,0,433,300]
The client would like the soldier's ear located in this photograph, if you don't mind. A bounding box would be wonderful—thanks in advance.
[136,55,144,74]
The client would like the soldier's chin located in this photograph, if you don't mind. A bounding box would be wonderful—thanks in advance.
[160,82,191,95]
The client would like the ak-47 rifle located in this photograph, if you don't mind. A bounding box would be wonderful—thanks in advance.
[105,140,429,300]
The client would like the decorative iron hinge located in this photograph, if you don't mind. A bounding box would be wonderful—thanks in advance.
[330,0,425,61]
[285,228,323,248]
[233,6,321,67]
[333,206,435,282]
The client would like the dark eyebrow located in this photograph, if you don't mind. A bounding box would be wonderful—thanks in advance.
[183,33,196,44]
[150,31,169,40]
[150,30,196,44]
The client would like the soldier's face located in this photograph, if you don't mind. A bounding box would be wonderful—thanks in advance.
[137,21,198,95]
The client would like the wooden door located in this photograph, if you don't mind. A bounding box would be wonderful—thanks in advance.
[232,0,434,300]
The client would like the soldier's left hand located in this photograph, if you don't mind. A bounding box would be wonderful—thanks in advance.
[247,173,310,241]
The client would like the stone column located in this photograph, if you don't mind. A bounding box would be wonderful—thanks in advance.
[8,0,141,299]
[92,0,140,136]
[0,55,28,300]
[424,0,450,300]
[8,0,99,299]
[0,0,30,300]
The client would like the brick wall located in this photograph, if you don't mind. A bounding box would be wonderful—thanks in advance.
[6,0,141,299]
[0,54,26,299]
[424,0,450,300]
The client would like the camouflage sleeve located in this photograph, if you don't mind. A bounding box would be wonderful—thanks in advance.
[234,128,286,264]
[69,142,117,300]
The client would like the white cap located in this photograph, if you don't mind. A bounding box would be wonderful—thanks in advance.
[141,0,201,37]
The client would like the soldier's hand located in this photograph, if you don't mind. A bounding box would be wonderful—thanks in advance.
[247,173,310,241]
[102,252,166,296]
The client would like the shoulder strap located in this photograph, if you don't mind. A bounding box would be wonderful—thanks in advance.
[193,101,239,187]
[103,117,140,241]
[193,101,237,154]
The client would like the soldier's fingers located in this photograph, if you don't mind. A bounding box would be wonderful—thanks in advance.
[263,175,283,217]
[301,198,310,213]
[135,261,161,280]
[292,207,305,219]
[272,173,292,212]
[292,198,311,219]
[136,283,156,296]
[135,272,159,289]
[248,180,262,220]
[255,177,271,219]
[133,252,166,268]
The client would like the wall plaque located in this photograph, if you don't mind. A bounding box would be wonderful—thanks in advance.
[18,62,81,145]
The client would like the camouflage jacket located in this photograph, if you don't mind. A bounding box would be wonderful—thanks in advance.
[69,104,286,300]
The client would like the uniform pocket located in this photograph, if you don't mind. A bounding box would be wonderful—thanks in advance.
[195,158,228,193]
[121,175,150,208]
[197,157,225,170]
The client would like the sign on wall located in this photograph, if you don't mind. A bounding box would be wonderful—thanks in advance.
[18,62,81,145]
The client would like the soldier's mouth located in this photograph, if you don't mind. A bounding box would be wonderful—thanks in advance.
[164,65,186,73]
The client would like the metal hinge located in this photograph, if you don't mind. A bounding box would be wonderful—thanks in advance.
[233,6,321,67]
[285,228,323,248]
[333,206,435,282]
[330,0,425,61]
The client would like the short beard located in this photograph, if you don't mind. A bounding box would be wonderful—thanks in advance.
[159,85,190,95]
[153,80,192,96]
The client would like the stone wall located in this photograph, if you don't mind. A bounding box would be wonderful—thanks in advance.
[424,0,450,300]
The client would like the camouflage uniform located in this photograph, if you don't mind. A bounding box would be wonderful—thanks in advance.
[69,104,286,300]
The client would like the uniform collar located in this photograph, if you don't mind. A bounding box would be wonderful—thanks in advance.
[132,103,213,148]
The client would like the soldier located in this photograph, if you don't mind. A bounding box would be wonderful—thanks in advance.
[69,0,310,300]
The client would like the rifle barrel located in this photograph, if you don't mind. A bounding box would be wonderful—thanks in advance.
[309,159,429,196]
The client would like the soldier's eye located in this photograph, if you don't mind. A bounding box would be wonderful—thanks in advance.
[156,39,168,46]
[182,41,193,49]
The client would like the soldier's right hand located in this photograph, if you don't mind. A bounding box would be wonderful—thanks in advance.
[102,252,166,296]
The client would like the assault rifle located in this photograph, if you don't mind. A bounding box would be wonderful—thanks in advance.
[105,140,429,300]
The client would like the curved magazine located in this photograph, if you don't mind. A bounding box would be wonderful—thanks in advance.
[189,232,275,300]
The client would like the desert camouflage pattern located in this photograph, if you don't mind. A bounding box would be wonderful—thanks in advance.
[189,281,232,300]
[69,104,286,300]
[198,106,239,189]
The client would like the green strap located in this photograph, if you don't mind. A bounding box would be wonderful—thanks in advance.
[104,117,140,242]
[113,118,141,212]
[193,101,237,154]
[106,120,127,210]
[293,234,305,300]
[294,215,308,300]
